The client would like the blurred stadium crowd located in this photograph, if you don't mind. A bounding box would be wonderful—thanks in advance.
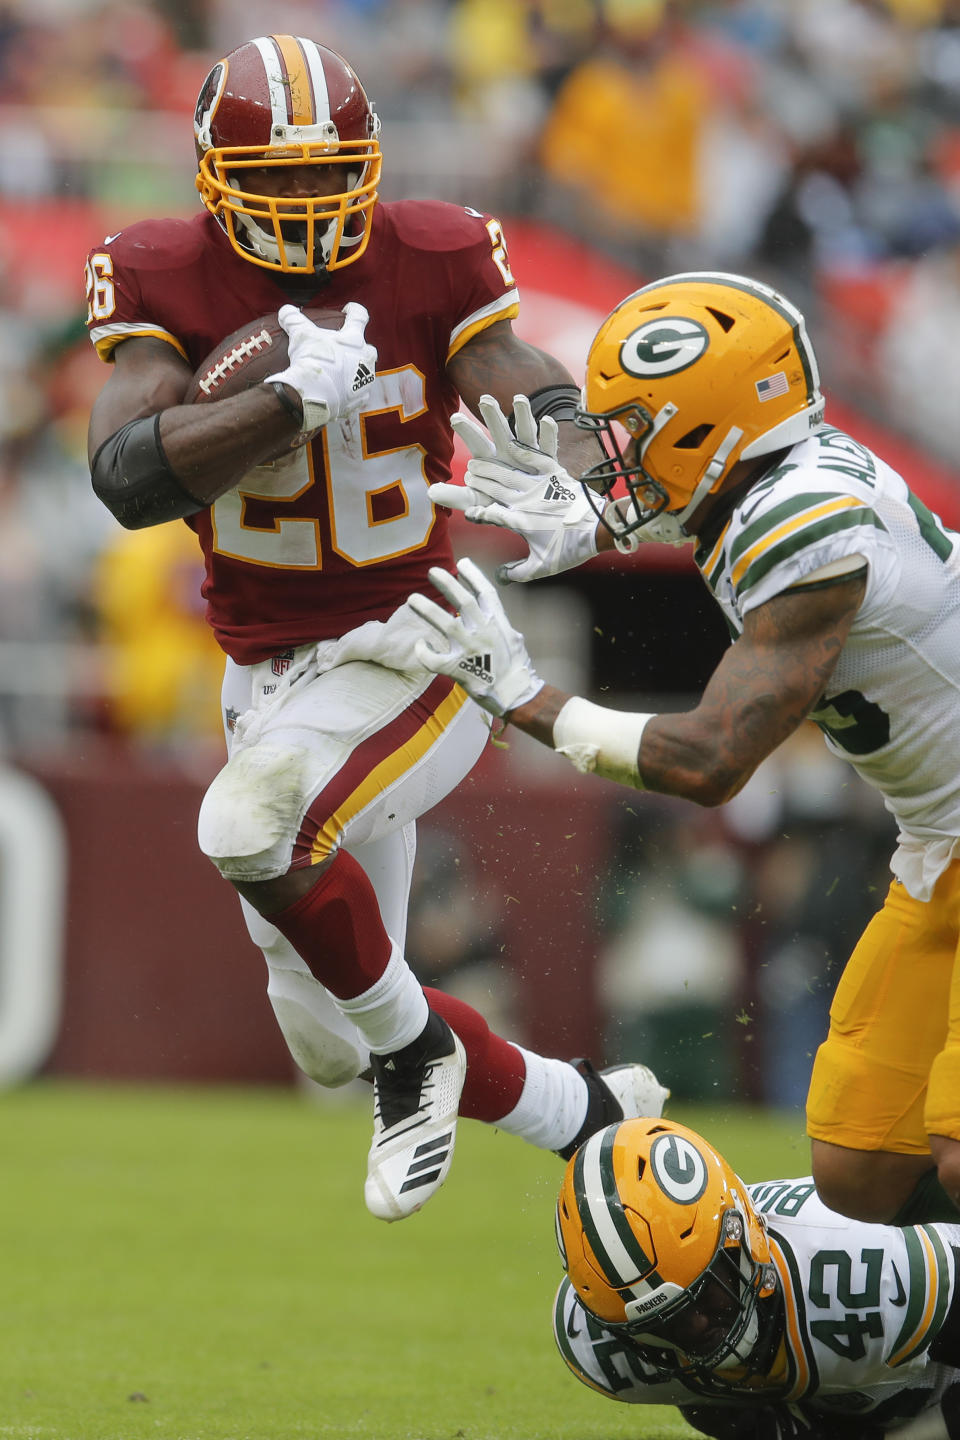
[4,0,956,1102]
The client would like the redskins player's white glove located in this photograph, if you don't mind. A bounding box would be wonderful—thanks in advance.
[407,557,545,717]
[267,302,377,430]
[431,394,600,584]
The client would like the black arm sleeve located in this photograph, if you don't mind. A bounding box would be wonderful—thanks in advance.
[90,414,205,530]
[524,383,581,425]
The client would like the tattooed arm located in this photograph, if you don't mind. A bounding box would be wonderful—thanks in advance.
[446,319,602,479]
[504,573,867,804]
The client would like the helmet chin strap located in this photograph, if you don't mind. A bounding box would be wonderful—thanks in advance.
[675,426,744,529]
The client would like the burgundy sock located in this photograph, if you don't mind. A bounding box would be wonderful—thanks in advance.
[424,986,526,1122]
[270,852,392,1000]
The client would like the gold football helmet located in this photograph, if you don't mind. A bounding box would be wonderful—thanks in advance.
[194,35,382,275]
[576,272,825,539]
[556,1118,779,1389]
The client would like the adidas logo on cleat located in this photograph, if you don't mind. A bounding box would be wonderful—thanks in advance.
[459,654,494,684]
[398,1133,454,1195]
[353,363,375,391]
[365,1016,467,1222]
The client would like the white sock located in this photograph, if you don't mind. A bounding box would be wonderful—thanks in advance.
[494,1047,588,1152]
[332,943,429,1055]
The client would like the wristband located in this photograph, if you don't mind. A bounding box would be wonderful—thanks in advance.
[267,380,304,424]
[552,696,654,788]
[524,383,581,427]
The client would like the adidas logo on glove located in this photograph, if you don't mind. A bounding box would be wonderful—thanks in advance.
[544,477,577,504]
[459,653,494,684]
[353,362,375,392]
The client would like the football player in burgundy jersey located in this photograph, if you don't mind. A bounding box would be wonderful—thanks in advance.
[84,33,663,1223]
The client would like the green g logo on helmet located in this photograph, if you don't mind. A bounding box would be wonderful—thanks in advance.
[620,317,709,378]
[649,1132,709,1204]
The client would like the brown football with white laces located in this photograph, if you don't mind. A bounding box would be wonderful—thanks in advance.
[184,308,345,404]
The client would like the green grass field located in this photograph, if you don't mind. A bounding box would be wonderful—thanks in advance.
[0,1082,810,1440]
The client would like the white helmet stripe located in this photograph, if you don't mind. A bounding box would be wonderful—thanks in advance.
[300,38,332,125]
[576,1132,649,1286]
[252,36,291,129]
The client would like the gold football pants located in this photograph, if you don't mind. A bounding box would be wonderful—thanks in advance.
[807,859,960,1152]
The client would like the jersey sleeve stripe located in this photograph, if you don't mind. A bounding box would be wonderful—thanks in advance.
[888,1226,951,1367]
[729,491,856,570]
[734,507,886,597]
[731,495,869,589]
[447,291,520,360]
[551,1280,612,1395]
[696,517,733,588]
[89,322,188,363]
[769,1234,816,1400]
[698,484,831,592]
[888,1227,930,1363]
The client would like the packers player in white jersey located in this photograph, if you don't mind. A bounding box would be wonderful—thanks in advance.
[552,1117,960,1440]
[403,271,960,1231]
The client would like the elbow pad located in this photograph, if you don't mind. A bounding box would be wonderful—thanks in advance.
[91,414,205,529]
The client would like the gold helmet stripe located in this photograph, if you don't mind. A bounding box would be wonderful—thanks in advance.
[271,35,317,126]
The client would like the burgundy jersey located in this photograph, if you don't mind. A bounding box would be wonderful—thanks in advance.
[86,203,519,663]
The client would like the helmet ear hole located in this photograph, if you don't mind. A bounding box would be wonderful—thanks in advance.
[706,306,735,332]
[676,424,713,449]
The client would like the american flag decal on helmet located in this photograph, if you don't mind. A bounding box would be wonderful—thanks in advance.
[756,371,790,402]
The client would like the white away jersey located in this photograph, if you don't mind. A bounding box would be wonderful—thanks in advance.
[694,426,960,898]
[552,1176,960,1431]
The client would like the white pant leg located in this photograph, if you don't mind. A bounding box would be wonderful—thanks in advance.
[200,654,488,881]
[348,822,418,945]
[242,898,370,1088]
[244,825,419,1087]
[208,651,486,1084]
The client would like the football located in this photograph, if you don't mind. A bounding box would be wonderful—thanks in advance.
[184,307,346,404]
